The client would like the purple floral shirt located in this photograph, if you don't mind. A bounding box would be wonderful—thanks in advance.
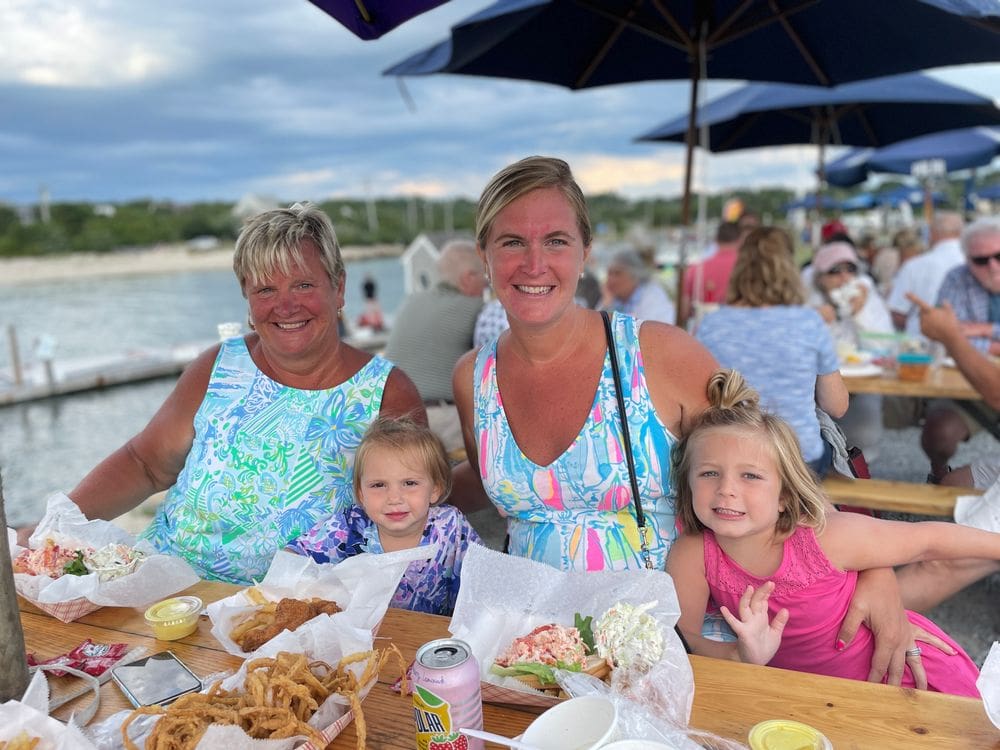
[287,504,481,616]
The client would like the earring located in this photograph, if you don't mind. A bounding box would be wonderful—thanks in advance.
[247,314,255,331]
[337,307,344,319]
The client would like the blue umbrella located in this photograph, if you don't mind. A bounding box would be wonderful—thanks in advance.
[386,0,1000,224]
[386,0,1000,324]
[307,0,451,40]
[783,194,843,212]
[635,73,1000,153]
[973,183,1000,200]
[826,127,1000,186]
[875,185,947,207]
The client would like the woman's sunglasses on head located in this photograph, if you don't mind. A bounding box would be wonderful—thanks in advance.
[969,252,1000,267]
[823,262,857,276]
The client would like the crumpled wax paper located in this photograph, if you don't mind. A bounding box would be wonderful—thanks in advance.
[207,545,437,657]
[0,670,99,749]
[955,478,1000,533]
[9,492,199,607]
[449,544,694,726]
[979,641,1000,729]
[89,615,379,750]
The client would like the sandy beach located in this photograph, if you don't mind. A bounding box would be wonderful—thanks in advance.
[0,243,404,286]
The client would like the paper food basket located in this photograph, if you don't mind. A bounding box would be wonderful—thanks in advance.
[449,545,693,715]
[23,596,102,623]
[10,493,199,622]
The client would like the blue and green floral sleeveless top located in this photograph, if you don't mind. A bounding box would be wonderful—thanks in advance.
[473,312,678,571]
[142,337,392,584]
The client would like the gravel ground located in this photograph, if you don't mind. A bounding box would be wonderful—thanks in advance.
[466,418,1000,667]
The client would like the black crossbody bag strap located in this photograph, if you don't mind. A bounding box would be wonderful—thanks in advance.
[601,311,653,570]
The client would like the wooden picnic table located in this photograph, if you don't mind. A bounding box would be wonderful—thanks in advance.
[844,364,1000,439]
[19,580,1000,749]
[843,365,980,400]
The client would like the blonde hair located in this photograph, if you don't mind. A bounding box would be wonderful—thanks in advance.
[233,202,345,293]
[672,369,827,536]
[476,156,592,250]
[352,417,452,505]
[727,227,805,307]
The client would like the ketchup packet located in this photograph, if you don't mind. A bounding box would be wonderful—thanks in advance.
[27,639,129,677]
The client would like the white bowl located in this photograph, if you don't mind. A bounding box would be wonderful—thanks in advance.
[520,695,617,750]
[602,741,677,750]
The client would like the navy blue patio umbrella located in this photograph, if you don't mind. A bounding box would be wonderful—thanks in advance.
[783,194,843,212]
[386,0,1000,323]
[826,127,1000,187]
[386,0,1000,224]
[307,0,451,40]
[974,183,1000,200]
[634,73,1000,185]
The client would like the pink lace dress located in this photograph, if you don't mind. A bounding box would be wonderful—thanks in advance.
[703,526,980,697]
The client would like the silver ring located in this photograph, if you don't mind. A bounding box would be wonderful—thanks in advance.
[906,647,922,658]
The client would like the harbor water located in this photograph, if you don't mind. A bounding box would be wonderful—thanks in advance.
[0,256,404,525]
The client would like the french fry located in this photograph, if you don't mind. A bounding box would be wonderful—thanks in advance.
[245,587,269,606]
[0,732,42,750]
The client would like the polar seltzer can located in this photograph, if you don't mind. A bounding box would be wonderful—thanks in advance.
[412,638,484,750]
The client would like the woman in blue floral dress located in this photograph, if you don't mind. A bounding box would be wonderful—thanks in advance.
[60,203,425,584]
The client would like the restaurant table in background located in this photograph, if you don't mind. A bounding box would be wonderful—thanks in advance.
[843,365,980,400]
[18,581,1000,749]
[844,365,1000,439]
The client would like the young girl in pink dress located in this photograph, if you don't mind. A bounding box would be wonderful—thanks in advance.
[667,369,991,697]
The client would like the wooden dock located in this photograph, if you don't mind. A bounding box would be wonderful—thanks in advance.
[0,331,389,407]
[0,341,212,406]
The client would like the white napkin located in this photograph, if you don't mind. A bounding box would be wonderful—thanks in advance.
[979,641,1000,728]
[10,492,199,606]
[0,671,99,749]
[207,545,435,657]
[955,478,1000,533]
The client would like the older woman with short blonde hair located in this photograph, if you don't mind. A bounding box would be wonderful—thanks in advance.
[60,203,425,584]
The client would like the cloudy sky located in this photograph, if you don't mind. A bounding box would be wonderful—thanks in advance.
[3,0,1000,206]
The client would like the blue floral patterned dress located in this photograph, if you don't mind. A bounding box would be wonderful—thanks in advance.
[142,337,392,584]
[287,505,481,615]
[473,312,678,571]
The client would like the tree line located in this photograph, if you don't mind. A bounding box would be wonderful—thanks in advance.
[0,176,992,257]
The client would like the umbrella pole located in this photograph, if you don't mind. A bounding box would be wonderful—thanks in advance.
[676,39,703,330]
[923,177,935,225]
[813,122,828,249]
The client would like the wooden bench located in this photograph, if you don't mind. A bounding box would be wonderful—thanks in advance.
[823,475,983,517]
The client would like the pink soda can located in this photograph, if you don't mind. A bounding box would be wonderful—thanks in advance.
[412,638,484,750]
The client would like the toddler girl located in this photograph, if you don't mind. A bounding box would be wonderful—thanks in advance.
[288,416,480,615]
[667,369,990,696]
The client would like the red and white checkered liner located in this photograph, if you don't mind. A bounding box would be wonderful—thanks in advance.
[480,681,562,709]
[300,709,355,749]
[21,595,101,623]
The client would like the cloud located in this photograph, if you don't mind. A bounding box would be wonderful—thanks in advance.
[0,0,180,87]
[2,1,999,206]
[572,154,686,196]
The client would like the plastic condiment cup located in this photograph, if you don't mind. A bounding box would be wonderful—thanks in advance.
[748,719,833,750]
[144,596,203,641]
[520,695,618,750]
[896,352,933,382]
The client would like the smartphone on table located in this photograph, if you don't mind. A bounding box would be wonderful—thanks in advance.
[111,651,202,708]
